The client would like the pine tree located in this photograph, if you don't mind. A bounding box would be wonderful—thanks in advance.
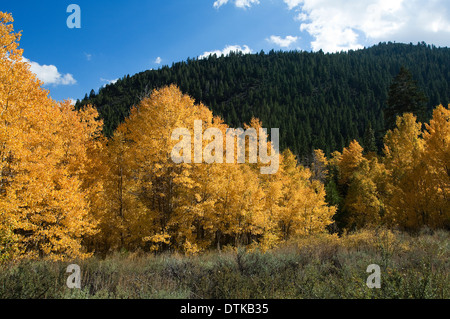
[384,66,428,131]
[362,123,377,154]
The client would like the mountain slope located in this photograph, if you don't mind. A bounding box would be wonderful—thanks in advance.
[76,42,450,159]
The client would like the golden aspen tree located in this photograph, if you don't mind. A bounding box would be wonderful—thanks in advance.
[102,86,213,252]
[275,149,307,240]
[298,179,336,235]
[96,126,151,252]
[1,13,33,257]
[0,12,98,260]
[72,104,108,253]
[380,107,450,230]
[343,157,389,228]
[174,115,269,252]
[420,105,450,228]
[338,140,365,185]
[236,118,282,250]
[174,162,221,252]
[209,163,266,249]
[383,113,428,229]
[277,149,335,239]
[169,114,227,253]
[334,141,381,229]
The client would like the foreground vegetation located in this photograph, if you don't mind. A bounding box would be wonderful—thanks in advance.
[1,12,448,269]
[1,228,448,299]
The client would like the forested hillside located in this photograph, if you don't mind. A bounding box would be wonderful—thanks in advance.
[76,42,450,159]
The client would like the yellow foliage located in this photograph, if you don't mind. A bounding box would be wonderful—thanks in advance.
[96,86,337,254]
[384,111,449,230]
[0,12,341,257]
[3,8,448,258]
[331,108,449,231]
[339,140,365,185]
[343,157,390,228]
[0,12,100,261]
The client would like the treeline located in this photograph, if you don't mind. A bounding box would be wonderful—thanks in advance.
[76,41,450,159]
[326,107,449,232]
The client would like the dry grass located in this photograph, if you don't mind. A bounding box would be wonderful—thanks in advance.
[0,228,448,299]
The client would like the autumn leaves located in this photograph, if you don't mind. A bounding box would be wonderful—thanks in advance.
[330,108,450,231]
[99,85,335,255]
[0,13,103,261]
[0,9,335,262]
[1,12,449,262]
[170,119,280,174]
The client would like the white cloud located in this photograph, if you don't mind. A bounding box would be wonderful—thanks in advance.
[100,78,119,87]
[284,0,450,52]
[284,0,303,10]
[267,35,299,48]
[235,0,260,8]
[213,0,260,9]
[23,58,77,86]
[213,0,229,8]
[199,45,253,59]
[84,53,92,61]
[154,56,162,64]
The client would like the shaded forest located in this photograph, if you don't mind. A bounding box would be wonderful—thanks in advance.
[76,42,450,160]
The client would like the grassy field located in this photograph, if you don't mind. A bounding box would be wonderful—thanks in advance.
[0,228,448,299]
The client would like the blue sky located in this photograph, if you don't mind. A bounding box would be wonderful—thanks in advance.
[2,0,450,102]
